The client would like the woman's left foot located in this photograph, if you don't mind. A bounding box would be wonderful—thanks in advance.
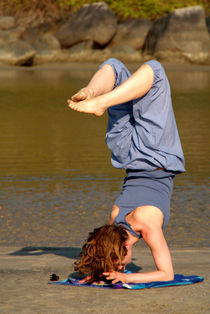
[68,97,106,117]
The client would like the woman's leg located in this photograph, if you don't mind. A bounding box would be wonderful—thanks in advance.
[68,59,153,116]
[68,58,136,164]
[71,63,116,102]
[68,58,133,117]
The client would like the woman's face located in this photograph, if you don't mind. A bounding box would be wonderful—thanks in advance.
[121,244,132,266]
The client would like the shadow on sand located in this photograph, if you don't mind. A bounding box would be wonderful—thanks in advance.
[9,246,142,272]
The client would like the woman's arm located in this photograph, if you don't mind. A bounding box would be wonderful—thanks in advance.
[127,225,174,283]
[68,64,154,116]
[140,221,174,281]
[105,206,174,284]
[104,226,174,283]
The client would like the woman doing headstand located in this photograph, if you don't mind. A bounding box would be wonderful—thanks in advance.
[68,58,185,284]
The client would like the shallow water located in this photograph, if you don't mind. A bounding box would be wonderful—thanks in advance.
[0,63,209,248]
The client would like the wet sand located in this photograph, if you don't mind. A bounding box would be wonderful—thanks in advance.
[0,246,209,314]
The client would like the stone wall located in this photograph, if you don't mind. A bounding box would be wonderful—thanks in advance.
[0,2,209,66]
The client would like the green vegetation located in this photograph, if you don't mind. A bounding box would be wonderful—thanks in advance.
[1,0,209,22]
[58,0,210,20]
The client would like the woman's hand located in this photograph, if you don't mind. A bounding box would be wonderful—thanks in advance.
[103,271,128,284]
[79,275,91,284]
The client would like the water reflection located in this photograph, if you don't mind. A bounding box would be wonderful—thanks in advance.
[0,63,209,248]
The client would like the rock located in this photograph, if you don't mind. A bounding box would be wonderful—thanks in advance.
[24,32,61,53]
[22,29,62,64]
[0,40,36,65]
[33,50,64,65]
[109,19,151,50]
[65,41,142,63]
[0,16,15,30]
[153,50,210,65]
[143,6,210,63]
[67,40,94,53]
[64,40,101,62]
[105,45,143,62]
[206,16,210,33]
[63,48,109,63]
[0,26,25,44]
[32,34,62,64]
[55,2,117,48]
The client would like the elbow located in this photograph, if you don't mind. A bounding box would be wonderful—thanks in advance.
[169,271,174,281]
[164,270,174,281]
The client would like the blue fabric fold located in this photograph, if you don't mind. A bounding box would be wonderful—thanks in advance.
[48,274,204,289]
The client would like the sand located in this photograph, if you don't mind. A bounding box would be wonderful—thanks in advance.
[0,246,209,314]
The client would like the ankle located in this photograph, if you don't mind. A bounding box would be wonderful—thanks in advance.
[99,92,113,111]
[97,94,110,113]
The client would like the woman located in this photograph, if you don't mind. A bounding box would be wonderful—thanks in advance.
[68,58,185,284]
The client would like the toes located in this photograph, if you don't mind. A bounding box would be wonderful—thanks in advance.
[68,102,82,112]
[69,104,77,110]
[71,91,86,101]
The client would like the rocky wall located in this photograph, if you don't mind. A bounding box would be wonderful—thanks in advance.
[0,2,209,66]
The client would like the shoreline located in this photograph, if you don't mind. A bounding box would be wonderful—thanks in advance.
[0,246,209,313]
[1,60,209,92]
[1,61,210,72]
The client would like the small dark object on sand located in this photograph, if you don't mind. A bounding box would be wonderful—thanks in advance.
[50,273,60,281]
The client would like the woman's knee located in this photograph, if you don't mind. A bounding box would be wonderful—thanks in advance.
[103,58,131,87]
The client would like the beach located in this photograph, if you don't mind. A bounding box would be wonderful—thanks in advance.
[0,246,209,313]
[0,63,209,313]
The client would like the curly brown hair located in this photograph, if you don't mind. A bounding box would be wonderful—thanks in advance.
[74,224,128,283]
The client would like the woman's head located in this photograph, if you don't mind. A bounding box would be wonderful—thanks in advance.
[74,224,129,283]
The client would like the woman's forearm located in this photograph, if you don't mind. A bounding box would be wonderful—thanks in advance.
[125,270,174,283]
[103,268,174,284]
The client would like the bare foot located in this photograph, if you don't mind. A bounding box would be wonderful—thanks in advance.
[67,96,106,117]
[71,87,94,102]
